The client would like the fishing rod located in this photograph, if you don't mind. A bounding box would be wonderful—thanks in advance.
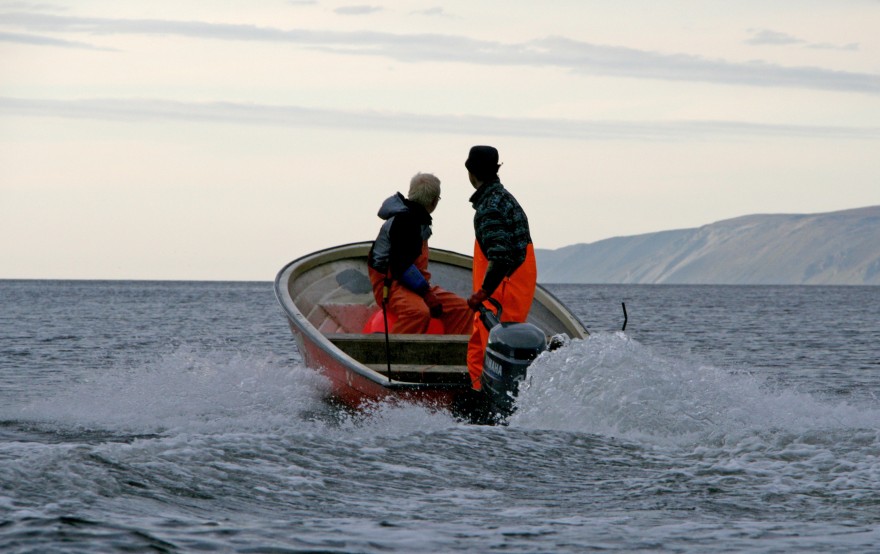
[382,278,393,383]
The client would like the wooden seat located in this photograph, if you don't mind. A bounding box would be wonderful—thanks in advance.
[327,333,469,365]
[327,333,470,385]
[363,363,470,385]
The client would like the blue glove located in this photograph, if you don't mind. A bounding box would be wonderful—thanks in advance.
[399,264,430,295]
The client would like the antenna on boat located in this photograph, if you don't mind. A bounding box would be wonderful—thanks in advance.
[382,278,393,382]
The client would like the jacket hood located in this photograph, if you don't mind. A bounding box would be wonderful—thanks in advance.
[377,192,409,220]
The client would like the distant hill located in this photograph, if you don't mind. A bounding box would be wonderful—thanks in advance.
[536,205,880,285]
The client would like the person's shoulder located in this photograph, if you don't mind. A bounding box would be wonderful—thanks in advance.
[391,206,424,229]
[488,183,516,203]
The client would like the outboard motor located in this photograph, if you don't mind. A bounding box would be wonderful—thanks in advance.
[479,299,547,420]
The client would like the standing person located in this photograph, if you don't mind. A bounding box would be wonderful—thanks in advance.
[464,146,538,390]
[367,172,472,334]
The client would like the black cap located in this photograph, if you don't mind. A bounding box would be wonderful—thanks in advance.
[465,145,500,179]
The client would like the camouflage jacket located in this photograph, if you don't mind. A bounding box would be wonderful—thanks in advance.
[469,180,532,293]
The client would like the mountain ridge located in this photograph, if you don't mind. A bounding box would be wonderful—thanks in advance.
[536,205,880,285]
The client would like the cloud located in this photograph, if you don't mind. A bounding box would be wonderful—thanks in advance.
[746,29,804,46]
[0,29,112,49]
[1,12,877,94]
[525,36,875,93]
[411,7,452,18]
[746,28,860,52]
[808,42,859,52]
[2,97,878,142]
[0,1,66,12]
[333,5,382,16]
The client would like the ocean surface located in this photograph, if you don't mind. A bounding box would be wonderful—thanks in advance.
[1,280,879,553]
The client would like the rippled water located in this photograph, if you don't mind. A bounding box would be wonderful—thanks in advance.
[1,280,879,552]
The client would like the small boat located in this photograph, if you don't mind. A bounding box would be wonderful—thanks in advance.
[274,242,588,421]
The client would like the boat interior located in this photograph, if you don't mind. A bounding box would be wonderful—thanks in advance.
[282,255,474,384]
[281,245,584,386]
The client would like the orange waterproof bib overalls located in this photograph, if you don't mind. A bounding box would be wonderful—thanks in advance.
[369,242,472,335]
[467,241,537,390]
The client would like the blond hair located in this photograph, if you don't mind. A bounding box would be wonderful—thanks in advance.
[408,172,441,208]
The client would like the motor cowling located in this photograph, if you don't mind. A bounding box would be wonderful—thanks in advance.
[480,321,547,418]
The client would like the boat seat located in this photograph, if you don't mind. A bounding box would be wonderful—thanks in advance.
[363,364,470,385]
[326,333,469,366]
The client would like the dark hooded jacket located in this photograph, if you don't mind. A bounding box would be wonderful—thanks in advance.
[368,192,433,281]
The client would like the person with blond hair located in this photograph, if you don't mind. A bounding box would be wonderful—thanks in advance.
[367,172,472,334]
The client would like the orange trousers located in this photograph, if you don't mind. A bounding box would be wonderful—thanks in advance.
[368,267,472,334]
[467,242,537,390]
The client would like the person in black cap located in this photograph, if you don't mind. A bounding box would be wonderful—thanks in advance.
[464,145,538,391]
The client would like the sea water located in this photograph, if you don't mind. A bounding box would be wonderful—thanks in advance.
[1,280,879,553]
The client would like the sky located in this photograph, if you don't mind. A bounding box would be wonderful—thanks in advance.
[1,0,878,281]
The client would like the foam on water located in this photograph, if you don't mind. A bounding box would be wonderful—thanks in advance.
[5,346,332,436]
[512,331,880,442]
[505,332,880,525]
[2,341,463,445]
[334,399,461,436]
[9,330,878,448]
